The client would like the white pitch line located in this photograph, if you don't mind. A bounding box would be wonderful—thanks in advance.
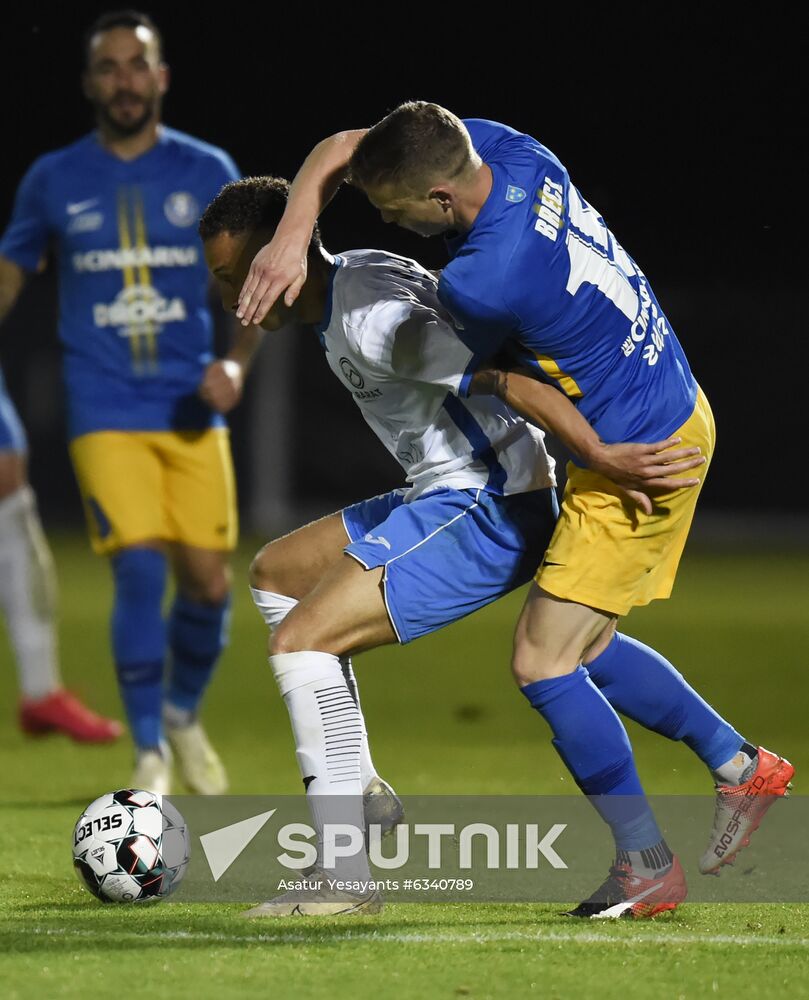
[22,926,809,949]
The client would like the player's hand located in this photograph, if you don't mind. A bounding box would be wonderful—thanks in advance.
[588,436,707,516]
[236,235,308,327]
[199,359,244,414]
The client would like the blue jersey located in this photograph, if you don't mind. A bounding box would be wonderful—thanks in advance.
[0,127,239,438]
[439,120,697,446]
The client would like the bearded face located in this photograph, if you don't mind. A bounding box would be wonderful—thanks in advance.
[84,25,167,139]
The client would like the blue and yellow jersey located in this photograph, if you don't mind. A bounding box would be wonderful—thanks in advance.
[0,127,239,438]
[441,120,697,448]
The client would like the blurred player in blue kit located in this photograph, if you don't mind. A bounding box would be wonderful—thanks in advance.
[236,104,794,918]
[0,11,258,794]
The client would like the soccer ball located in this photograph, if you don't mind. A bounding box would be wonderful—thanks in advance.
[72,789,190,903]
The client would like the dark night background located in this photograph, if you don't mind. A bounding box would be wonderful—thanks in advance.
[0,6,804,531]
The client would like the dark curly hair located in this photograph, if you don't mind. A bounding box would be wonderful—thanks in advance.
[198,176,322,253]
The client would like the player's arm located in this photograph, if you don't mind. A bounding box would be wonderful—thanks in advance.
[237,129,368,326]
[198,320,265,415]
[1,158,54,325]
[469,367,705,514]
[0,256,26,326]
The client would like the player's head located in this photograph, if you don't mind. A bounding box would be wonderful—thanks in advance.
[200,176,323,331]
[349,101,481,236]
[82,10,168,138]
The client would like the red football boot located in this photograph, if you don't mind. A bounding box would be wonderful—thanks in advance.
[19,690,123,743]
[700,747,794,875]
[567,855,688,919]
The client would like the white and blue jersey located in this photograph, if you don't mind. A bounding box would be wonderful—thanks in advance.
[439,120,698,449]
[0,127,239,439]
[317,249,555,500]
[317,249,558,642]
[0,368,26,453]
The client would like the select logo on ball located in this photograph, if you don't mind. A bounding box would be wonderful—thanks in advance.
[72,789,189,903]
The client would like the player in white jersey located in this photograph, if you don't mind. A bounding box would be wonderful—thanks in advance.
[200,177,707,916]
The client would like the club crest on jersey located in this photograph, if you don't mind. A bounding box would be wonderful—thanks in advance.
[506,185,527,203]
[164,191,199,228]
[339,357,365,389]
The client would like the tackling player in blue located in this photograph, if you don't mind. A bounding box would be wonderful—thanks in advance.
[201,176,712,917]
[235,104,794,917]
[0,11,257,795]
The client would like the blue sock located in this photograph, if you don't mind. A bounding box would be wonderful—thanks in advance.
[111,548,167,750]
[586,632,744,771]
[522,666,664,851]
[166,594,231,717]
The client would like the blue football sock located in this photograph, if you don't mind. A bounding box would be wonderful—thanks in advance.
[166,594,231,717]
[111,548,167,750]
[522,666,664,852]
[586,632,744,771]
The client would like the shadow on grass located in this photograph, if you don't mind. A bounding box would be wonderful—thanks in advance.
[1,903,683,957]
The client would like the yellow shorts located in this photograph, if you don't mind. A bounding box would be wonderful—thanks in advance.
[70,428,238,556]
[536,387,715,617]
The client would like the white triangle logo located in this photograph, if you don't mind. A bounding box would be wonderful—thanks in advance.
[199,809,276,882]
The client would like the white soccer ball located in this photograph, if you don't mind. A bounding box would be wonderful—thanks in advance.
[72,789,189,903]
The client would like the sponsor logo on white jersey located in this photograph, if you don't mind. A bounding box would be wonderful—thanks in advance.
[93,285,187,334]
[73,245,199,272]
[164,191,199,227]
[339,357,365,389]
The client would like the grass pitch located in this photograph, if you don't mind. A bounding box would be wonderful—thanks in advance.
[1,535,807,999]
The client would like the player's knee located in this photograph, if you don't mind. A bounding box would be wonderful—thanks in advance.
[249,543,281,592]
[511,639,578,686]
[582,619,618,664]
[269,611,343,657]
[269,616,308,656]
[180,566,231,605]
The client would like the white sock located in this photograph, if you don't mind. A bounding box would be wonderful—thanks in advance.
[712,743,758,786]
[250,587,298,631]
[0,486,61,699]
[271,650,369,879]
[339,658,378,790]
[251,586,379,789]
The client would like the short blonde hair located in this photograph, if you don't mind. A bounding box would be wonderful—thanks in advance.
[350,101,480,195]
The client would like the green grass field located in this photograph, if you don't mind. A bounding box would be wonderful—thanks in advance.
[1,535,808,999]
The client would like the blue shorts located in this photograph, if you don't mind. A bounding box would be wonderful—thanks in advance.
[343,486,558,643]
[0,370,26,453]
